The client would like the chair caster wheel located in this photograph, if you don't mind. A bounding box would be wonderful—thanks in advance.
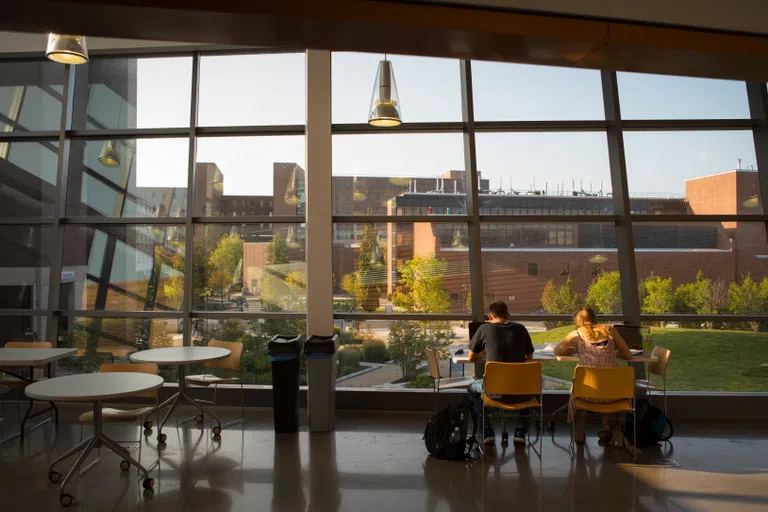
[212,426,222,438]
[546,420,556,431]
[501,432,509,447]
[143,420,153,430]
[143,477,155,490]
[48,471,62,483]
[196,414,204,424]
[60,494,75,507]
[157,433,167,444]
[120,460,130,471]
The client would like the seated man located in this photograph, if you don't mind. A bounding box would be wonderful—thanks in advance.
[467,301,534,446]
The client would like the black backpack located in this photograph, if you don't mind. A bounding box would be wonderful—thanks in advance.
[625,398,674,448]
[423,400,476,461]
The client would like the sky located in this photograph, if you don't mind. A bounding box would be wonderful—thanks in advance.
[129,52,758,197]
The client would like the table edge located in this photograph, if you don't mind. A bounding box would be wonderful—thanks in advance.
[25,373,164,402]
[0,348,78,366]
[129,347,231,365]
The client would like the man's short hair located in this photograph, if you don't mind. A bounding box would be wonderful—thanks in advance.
[488,301,509,320]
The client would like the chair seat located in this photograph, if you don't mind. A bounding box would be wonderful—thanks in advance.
[573,398,633,413]
[435,376,475,390]
[482,395,540,411]
[185,374,239,386]
[79,407,154,423]
[0,375,25,387]
[635,379,664,391]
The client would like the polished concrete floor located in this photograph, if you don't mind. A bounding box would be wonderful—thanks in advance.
[1,404,767,511]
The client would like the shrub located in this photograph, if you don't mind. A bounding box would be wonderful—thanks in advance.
[337,346,362,368]
[404,373,435,389]
[363,339,389,363]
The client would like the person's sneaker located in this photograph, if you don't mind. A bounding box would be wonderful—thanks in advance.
[513,429,527,446]
[483,432,496,445]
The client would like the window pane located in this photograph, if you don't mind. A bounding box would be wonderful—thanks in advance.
[0,226,53,309]
[333,134,467,216]
[0,60,65,132]
[480,222,621,314]
[333,222,470,314]
[61,225,185,311]
[618,73,749,120]
[624,131,759,215]
[333,53,462,123]
[190,317,305,385]
[66,138,189,217]
[198,53,305,126]
[73,56,192,130]
[0,316,48,347]
[634,221,768,392]
[195,136,305,217]
[0,141,59,218]
[57,317,181,379]
[193,223,306,312]
[472,61,604,121]
[475,132,612,215]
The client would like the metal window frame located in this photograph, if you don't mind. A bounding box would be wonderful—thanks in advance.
[3,48,768,383]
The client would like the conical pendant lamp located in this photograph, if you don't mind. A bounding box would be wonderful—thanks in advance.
[98,139,120,167]
[352,176,367,202]
[284,165,304,206]
[451,228,466,249]
[368,56,401,127]
[45,34,89,64]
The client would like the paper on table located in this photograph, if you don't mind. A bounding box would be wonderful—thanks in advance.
[538,343,558,354]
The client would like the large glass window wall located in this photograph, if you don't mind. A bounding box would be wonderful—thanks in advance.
[3,48,768,394]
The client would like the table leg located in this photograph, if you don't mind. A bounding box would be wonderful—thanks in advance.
[176,364,223,436]
[49,401,156,505]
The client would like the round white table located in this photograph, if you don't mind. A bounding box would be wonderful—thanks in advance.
[26,373,163,506]
[130,347,231,443]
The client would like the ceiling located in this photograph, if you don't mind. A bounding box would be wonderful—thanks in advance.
[415,0,768,36]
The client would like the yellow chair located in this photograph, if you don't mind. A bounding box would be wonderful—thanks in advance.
[635,346,672,416]
[183,340,245,430]
[1,342,54,426]
[481,362,543,457]
[79,363,160,473]
[426,349,475,411]
[571,365,636,460]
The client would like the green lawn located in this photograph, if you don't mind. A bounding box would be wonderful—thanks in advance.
[531,326,768,392]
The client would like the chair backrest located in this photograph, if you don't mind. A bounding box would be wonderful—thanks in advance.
[99,363,159,399]
[484,362,542,396]
[572,365,634,401]
[648,346,672,378]
[4,341,53,369]
[204,340,243,371]
[426,349,441,379]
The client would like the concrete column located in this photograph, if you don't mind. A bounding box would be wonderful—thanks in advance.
[305,50,334,336]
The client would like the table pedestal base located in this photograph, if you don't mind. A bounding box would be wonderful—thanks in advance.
[147,364,223,443]
[48,401,156,507]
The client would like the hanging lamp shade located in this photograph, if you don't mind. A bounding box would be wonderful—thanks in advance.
[451,228,466,248]
[352,176,367,202]
[285,225,301,249]
[588,254,608,264]
[284,165,304,206]
[98,140,120,167]
[389,176,411,186]
[46,34,89,64]
[743,195,759,208]
[368,59,401,127]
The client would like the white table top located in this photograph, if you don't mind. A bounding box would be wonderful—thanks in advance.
[0,348,77,366]
[25,372,164,402]
[449,345,657,364]
[129,346,231,365]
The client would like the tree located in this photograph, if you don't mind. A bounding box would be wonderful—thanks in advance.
[640,273,674,326]
[586,271,622,314]
[207,233,244,305]
[673,271,727,328]
[340,223,384,312]
[728,274,768,333]
[388,254,454,380]
[541,277,584,325]
[267,232,289,265]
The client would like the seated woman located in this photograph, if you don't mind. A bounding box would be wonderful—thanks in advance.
[554,307,633,444]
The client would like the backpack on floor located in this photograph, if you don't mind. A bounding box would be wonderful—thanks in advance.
[423,399,476,461]
[624,398,674,448]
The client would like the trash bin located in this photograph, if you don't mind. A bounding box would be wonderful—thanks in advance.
[305,334,339,433]
[268,334,303,433]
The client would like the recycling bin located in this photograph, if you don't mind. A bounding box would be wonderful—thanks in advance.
[304,334,339,433]
[268,334,303,433]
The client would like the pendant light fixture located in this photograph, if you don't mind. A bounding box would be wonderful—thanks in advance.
[285,225,301,249]
[451,228,467,249]
[45,34,89,64]
[352,176,367,202]
[368,55,402,127]
[98,98,123,167]
[284,164,304,206]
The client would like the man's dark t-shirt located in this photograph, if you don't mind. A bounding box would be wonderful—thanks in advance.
[469,322,534,363]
